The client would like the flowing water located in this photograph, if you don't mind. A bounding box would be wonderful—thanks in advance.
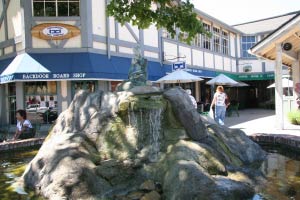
[148,108,162,162]
[1,145,300,199]
[128,107,163,162]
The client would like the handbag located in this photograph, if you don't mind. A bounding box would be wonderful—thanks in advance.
[208,109,214,119]
[19,122,36,139]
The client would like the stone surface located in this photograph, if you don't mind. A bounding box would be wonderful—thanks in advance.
[21,87,266,200]
[163,88,207,141]
[0,138,44,152]
[206,125,266,167]
[22,133,111,200]
[249,133,300,150]
[140,180,156,191]
[129,86,162,95]
[141,191,161,200]
[162,160,254,200]
[127,191,144,200]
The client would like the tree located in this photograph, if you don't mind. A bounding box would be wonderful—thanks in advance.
[107,0,210,44]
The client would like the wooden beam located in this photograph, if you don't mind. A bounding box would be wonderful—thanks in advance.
[293,33,300,40]
[0,0,10,29]
[124,23,139,42]
[282,49,298,61]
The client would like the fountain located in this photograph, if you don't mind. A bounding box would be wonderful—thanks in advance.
[17,47,269,200]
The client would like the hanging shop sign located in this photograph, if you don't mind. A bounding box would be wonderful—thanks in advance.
[216,72,274,81]
[237,73,274,80]
[31,23,80,40]
[172,61,186,71]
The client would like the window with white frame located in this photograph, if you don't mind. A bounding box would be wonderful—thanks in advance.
[241,36,256,58]
[33,0,80,17]
[24,81,58,124]
[193,34,201,47]
[202,23,211,50]
[213,27,220,53]
[222,31,229,55]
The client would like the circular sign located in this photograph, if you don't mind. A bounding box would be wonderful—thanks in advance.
[42,26,69,37]
[31,23,80,40]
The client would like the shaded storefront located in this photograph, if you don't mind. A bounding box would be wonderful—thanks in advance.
[0,53,169,126]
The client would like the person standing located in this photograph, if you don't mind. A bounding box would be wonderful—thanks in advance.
[210,86,228,125]
[186,89,197,109]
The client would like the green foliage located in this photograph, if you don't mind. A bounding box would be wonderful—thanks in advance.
[107,0,210,44]
[288,110,300,125]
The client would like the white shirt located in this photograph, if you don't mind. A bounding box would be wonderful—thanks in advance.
[189,95,197,109]
[17,120,33,131]
[214,92,227,107]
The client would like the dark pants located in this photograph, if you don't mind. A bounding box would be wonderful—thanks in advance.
[19,130,35,139]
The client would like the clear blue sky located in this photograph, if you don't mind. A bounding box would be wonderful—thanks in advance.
[191,0,300,25]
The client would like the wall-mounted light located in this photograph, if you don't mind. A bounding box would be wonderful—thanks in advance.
[282,42,293,51]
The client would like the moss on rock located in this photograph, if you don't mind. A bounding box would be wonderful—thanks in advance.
[98,117,137,160]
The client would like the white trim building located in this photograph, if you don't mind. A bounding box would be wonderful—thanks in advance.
[0,0,298,129]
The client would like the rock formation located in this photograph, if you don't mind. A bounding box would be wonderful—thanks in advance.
[21,87,266,200]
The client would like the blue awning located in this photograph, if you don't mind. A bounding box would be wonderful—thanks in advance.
[0,52,215,84]
[185,68,216,78]
[0,57,14,73]
[0,53,168,83]
[0,53,51,83]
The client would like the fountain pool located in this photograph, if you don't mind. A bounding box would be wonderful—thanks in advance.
[0,145,299,200]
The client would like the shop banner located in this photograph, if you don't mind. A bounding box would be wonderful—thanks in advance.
[0,72,113,84]
[216,72,274,81]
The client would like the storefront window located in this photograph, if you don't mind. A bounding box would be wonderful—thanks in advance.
[8,83,16,125]
[33,0,80,17]
[24,82,58,124]
[71,81,97,98]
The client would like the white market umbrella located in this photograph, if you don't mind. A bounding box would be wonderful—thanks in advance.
[267,78,293,88]
[206,74,238,86]
[156,70,203,83]
[232,81,249,87]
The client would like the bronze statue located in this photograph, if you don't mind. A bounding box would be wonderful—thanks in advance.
[128,46,148,86]
[117,46,148,91]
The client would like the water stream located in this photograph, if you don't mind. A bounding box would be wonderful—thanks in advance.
[148,108,162,162]
[128,107,162,162]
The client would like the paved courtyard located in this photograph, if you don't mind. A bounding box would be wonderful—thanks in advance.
[225,109,300,136]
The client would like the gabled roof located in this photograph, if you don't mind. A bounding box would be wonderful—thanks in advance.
[250,13,300,66]
[194,9,242,34]
[233,11,300,35]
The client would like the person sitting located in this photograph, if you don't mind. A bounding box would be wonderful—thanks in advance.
[13,109,34,140]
